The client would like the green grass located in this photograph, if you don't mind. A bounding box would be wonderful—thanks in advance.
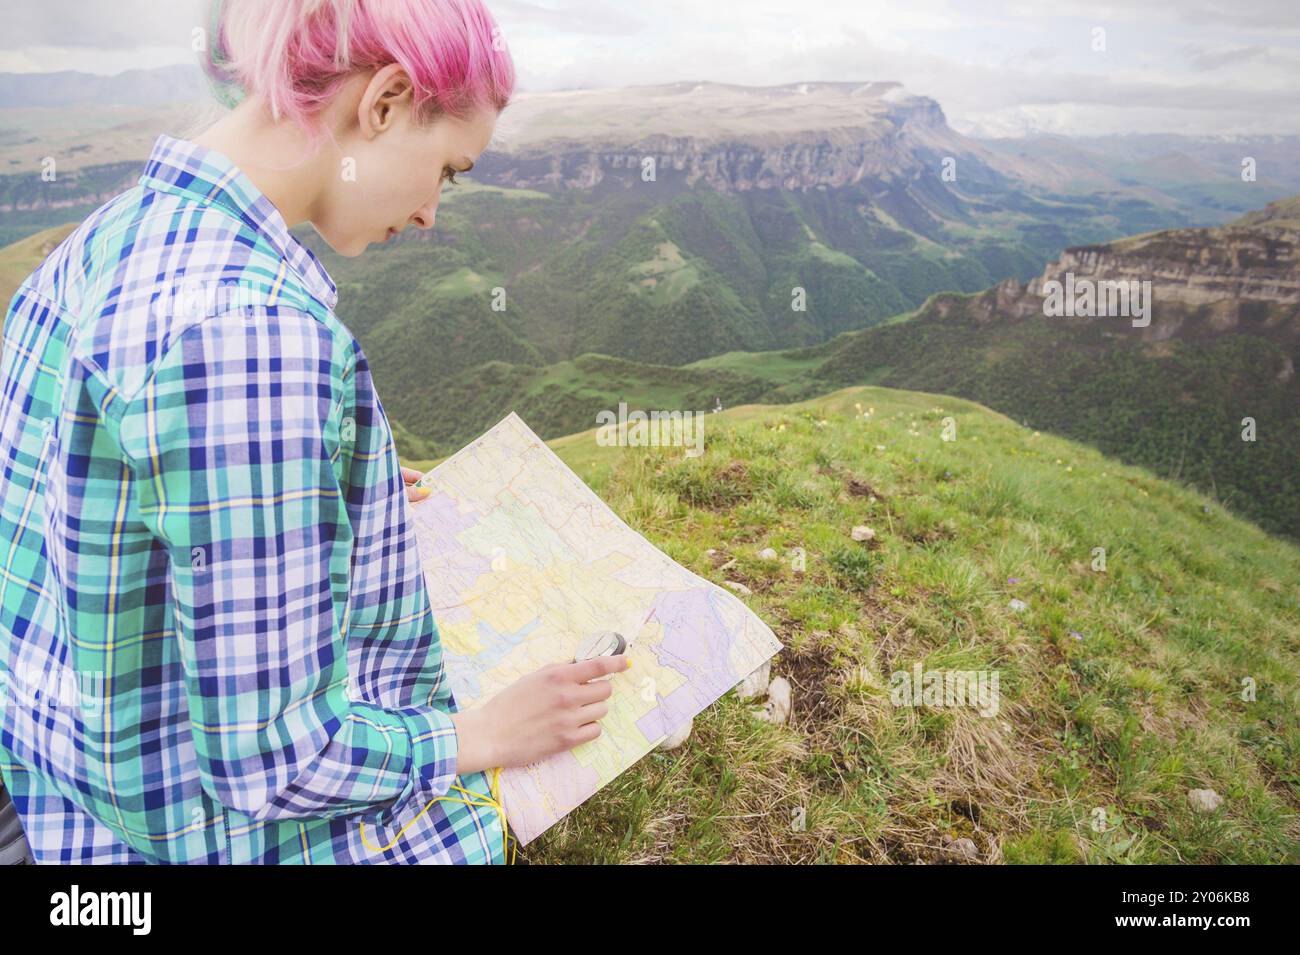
[0,222,78,304]
[456,386,1300,864]
[439,181,552,203]
[684,345,832,383]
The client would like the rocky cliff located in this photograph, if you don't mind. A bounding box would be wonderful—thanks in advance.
[947,208,1300,347]
[476,81,1010,192]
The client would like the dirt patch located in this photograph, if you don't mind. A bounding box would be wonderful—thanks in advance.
[780,642,839,732]
[718,460,748,483]
[719,567,773,596]
[949,797,982,826]
[695,460,753,511]
[846,478,886,499]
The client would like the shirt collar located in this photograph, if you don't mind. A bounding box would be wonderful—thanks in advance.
[138,134,338,310]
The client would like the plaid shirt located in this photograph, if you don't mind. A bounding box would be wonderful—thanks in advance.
[0,135,504,863]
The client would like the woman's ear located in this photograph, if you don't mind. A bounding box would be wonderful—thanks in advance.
[358,63,414,138]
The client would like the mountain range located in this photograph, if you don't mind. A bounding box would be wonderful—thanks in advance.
[0,75,1296,538]
[382,196,1299,538]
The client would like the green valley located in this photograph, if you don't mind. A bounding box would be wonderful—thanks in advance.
[398,199,1300,541]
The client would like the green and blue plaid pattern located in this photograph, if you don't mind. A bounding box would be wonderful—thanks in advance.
[0,135,504,863]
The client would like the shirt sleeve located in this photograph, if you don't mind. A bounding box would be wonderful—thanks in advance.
[119,306,458,822]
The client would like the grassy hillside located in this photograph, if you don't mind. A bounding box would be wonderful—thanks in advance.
[498,386,1299,863]
[1235,194,1300,230]
[810,293,1299,539]
[0,222,75,303]
[398,286,1300,541]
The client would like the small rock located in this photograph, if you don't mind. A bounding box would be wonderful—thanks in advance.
[754,676,792,725]
[758,547,779,561]
[734,660,771,700]
[947,837,980,862]
[723,580,752,596]
[1188,788,1223,813]
[1008,598,1027,612]
[851,525,876,542]
[657,717,693,751]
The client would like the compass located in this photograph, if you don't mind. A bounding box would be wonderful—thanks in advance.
[573,631,626,662]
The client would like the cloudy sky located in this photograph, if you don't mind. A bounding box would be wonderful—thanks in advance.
[2,0,1298,135]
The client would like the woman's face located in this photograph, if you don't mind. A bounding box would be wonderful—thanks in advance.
[317,83,498,256]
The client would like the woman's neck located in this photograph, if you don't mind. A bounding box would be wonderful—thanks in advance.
[192,99,337,228]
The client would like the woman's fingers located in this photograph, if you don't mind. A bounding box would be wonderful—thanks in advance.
[401,466,430,503]
[574,700,609,725]
[569,722,603,746]
[572,677,615,706]
[566,655,630,684]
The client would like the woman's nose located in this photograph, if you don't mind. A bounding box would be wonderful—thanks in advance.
[409,199,439,230]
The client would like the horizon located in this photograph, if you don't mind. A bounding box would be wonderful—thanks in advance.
[3,66,1300,145]
[1,0,1298,137]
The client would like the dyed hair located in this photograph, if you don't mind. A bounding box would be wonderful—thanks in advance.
[204,0,515,131]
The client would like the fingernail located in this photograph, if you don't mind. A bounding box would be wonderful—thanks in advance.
[625,658,632,669]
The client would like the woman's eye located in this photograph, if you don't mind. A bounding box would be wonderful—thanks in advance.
[442,166,458,185]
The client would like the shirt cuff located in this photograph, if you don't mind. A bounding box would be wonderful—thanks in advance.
[401,704,460,793]
[374,704,460,828]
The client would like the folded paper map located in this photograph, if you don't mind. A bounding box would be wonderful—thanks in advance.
[411,413,782,844]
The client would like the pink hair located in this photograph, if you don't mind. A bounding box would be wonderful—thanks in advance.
[205,0,515,129]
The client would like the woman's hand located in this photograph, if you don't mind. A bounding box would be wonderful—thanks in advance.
[450,656,630,774]
[401,466,431,503]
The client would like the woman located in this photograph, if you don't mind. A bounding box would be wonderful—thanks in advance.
[0,0,625,864]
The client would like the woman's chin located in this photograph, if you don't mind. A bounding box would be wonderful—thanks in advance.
[313,226,371,258]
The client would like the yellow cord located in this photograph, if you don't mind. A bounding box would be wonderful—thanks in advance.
[359,766,515,864]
